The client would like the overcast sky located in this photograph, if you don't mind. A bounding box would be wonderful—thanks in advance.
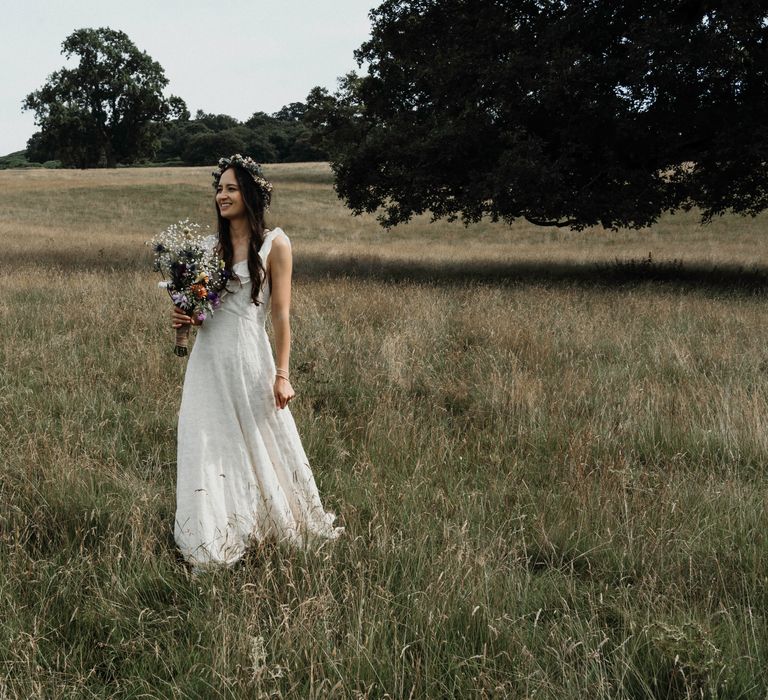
[0,0,376,155]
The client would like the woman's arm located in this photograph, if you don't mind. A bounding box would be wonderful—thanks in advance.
[269,235,296,409]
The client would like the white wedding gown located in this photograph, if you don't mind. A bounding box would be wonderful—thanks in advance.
[174,228,343,571]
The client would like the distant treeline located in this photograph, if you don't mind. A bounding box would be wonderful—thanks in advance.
[154,104,327,165]
[2,103,326,169]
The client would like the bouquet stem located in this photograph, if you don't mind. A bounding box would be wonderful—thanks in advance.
[174,325,190,357]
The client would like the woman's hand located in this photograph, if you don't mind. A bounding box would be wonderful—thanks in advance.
[274,376,295,410]
[171,306,200,329]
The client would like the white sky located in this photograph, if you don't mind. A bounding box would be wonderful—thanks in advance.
[0,0,376,155]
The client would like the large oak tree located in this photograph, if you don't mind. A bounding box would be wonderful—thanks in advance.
[23,28,185,168]
[307,1,768,229]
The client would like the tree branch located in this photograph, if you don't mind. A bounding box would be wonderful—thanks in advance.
[524,215,580,228]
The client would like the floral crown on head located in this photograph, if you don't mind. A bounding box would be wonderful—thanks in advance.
[212,154,273,210]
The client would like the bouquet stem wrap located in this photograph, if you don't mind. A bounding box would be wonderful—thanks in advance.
[174,325,191,356]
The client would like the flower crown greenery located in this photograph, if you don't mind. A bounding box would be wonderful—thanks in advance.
[212,154,273,209]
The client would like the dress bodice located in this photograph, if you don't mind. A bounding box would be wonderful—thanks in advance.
[205,228,289,324]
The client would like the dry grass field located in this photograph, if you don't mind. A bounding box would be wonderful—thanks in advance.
[2,163,768,698]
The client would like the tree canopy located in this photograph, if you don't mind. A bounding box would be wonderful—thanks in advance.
[306,1,768,229]
[23,28,185,167]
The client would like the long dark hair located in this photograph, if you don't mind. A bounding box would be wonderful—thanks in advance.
[215,164,269,306]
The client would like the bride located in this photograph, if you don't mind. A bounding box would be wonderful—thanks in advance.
[171,154,343,574]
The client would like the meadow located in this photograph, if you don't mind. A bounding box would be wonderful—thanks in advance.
[2,163,768,699]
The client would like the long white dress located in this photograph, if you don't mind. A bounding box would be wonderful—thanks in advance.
[174,228,343,571]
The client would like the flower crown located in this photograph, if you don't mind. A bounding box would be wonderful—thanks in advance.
[212,154,273,209]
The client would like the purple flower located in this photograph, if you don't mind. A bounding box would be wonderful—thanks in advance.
[171,293,188,307]
[208,291,221,309]
[196,312,206,322]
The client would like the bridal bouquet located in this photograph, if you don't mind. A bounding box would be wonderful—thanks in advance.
[148,220,229,356]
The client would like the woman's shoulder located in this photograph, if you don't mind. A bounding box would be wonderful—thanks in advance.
[269,228,291,248]
[264,228,291,254]
[260,228,291,269]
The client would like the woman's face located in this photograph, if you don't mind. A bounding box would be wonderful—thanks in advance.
[215,168,245,220]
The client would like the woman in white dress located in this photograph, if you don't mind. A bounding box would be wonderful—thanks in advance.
[171,155,343,574]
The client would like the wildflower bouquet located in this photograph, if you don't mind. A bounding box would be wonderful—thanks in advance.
[149,220,229,356]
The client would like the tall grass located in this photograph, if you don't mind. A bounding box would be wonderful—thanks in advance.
[1,165,768,698]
